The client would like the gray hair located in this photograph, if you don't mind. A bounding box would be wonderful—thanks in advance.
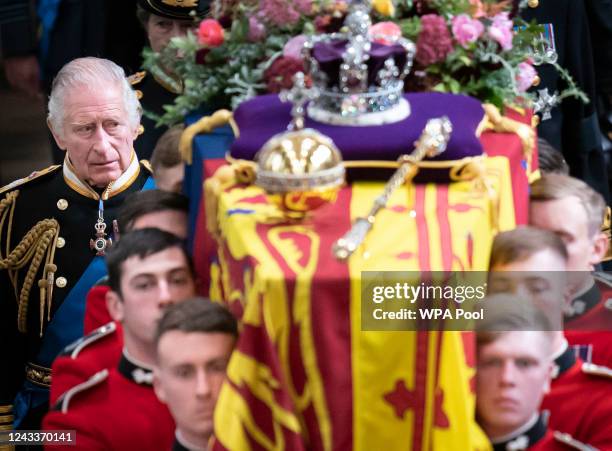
[47,57,141,137]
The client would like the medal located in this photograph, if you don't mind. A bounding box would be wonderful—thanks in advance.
[90,200,112,256]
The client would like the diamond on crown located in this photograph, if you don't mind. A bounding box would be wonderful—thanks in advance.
[302,0,415,125]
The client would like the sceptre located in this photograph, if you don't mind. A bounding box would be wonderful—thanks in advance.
[332,117,453,260]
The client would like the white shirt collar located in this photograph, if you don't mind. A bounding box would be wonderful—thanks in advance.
[62,152,140,200]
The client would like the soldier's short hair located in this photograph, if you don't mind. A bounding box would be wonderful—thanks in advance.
[117,189,188,234]
[537,138,569,175]
[476,293,555,346]
[154,297,238,351]
[48,57,141,137]
[106,228,192,294]
[530,173,606,236]
[151,125,184,172]
[489,226,568,269]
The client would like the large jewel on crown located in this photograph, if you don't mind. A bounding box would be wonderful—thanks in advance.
[303,0,416,126]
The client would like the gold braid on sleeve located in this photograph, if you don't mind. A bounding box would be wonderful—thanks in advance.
[0,191,60,336]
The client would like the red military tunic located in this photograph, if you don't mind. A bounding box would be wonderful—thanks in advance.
[43,353,174,450]
[541,343,612,449]
[565,273,612,367]
[49,320,122,406]
[491,414,594,450]
[83,283,113,335]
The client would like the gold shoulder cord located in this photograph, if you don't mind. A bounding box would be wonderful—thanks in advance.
[0,191,60,336]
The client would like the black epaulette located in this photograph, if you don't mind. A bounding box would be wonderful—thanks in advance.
[593,271,612,287]
[581,362,612,379]
[53,369,108,413]
[59,322,117,359]
[140,159,153,174]
[552,431,597,450]
[0,165,61,195]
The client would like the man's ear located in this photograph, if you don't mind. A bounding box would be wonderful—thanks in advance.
[153,368,167,404]
[48,119,67,150]
[106,290,125,322]
[590,231,609,267]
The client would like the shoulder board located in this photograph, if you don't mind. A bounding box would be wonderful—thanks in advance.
[593,271,612,287]
[128,71,146,86]
[60,322,117,359]
[140,159,153,174]
[54,369,109,414]
[581,362,612,379]
[552,431,597,451]
[0,165,61,195]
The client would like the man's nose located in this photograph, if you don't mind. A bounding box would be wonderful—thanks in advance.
[91,125,111,152]
[169,22,186,39]
[157,280,175,307]
[195,369,211,397]
[499,361,517,386]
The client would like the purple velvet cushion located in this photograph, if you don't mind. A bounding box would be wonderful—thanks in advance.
[230,92,484,162]
[312,40,408,87]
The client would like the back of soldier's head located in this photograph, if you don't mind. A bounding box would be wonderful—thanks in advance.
[117,189,189,238]
[537,138,569,175]
[489,226,568,270]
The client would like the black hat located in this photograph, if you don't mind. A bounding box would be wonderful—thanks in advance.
[138,0,210,20]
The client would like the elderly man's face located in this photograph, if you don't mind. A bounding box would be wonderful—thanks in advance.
[51,84,137,188]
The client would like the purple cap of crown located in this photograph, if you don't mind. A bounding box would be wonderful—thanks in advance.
[312,40,409,89]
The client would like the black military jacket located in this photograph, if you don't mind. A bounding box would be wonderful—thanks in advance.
[520,0,610,202]
[131,71,179,161]
[0,155,152,430]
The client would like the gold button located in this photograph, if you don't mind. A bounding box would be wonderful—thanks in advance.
[135,90,143,100]
[137,125,145,135]
[57,199,68,210]
[532,75,541,87]
[56,277,67,288]
[532,115,541,127]
[57,237,66,248]
[528,0,538,8]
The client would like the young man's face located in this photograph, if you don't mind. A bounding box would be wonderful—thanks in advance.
[154,330,235,443]
[476,331,552,439]
[488,249,568,315]
[154,164,184,193]
[107,247,196,345]
[529,197,603,272]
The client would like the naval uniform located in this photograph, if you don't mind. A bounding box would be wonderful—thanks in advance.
[564,273,612,368]
[542,341,612,449]
[519,0,610,203]
[43,352,175,450]
[0,155,154,431]
[130,70,180,161]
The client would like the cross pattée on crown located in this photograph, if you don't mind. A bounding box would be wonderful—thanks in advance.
[279,72,320,131]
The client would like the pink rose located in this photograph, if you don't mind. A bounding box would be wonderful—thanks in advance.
[487,12,513,51]
[248,16,266,42]
[197,19,224,48]
[370,21,402,45]
[451,14,484,47]
[283,35,307,61]
[516,61,537,92]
